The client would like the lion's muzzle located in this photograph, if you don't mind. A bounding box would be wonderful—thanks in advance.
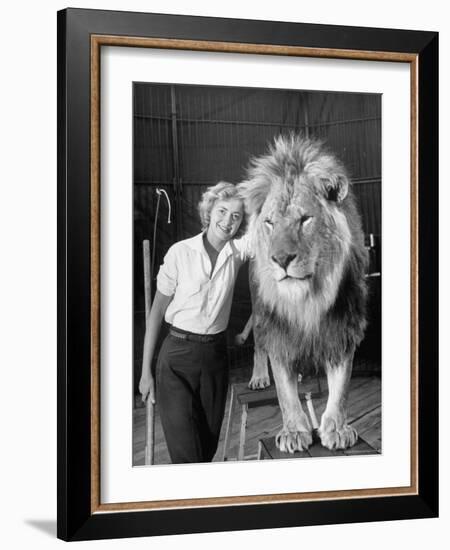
[269,224,316,282]
[271,252,297,270]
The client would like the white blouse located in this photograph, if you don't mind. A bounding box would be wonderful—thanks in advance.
[156,232,251,335]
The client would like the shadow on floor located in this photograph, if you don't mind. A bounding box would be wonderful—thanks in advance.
[25,519,56,538]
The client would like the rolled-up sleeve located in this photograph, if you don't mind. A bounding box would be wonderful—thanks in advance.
[156,245,178,296]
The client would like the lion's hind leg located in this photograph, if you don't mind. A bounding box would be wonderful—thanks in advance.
[319,353,358,450]
[271,356,312,452]
[248,311,271,390]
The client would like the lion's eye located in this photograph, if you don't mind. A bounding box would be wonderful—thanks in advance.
[300,215,313,227]
[264,218,274,230]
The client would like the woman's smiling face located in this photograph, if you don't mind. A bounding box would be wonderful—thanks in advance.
[208,198,244,244]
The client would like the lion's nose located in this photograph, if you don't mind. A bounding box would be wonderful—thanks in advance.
[271,253,297,270]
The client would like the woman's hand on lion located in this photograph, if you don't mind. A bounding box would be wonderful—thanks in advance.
[139,372,156,405]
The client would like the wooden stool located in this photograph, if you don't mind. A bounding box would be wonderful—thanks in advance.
[258,434,379,460]
[222,377,322,461]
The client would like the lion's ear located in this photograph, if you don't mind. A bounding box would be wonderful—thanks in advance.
[237,179,271,215]
[320,174,349,203]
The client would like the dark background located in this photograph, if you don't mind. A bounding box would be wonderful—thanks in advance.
[133,83,382,393]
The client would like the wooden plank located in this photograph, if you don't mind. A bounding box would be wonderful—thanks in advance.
[307,445,345,458]
[351,405,381,436]
[310,378,377,411]
[235,375,374,417]
[258,439,273,460]
[258,436,310,460]
[344,438,379,456]
[238,404,248,461]
[346,384,381,423]
[369,438,382,453]
[350,407,382,453]
[307,431,345,457]
[357,419,382,452]
[221,383,238,461]
[259,435,378,460]
[133,406,171,465]
[236,378,324,408]
[306,380,380,430]
[228,403,281,453]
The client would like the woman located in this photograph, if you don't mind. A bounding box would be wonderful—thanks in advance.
[139,182,250,464]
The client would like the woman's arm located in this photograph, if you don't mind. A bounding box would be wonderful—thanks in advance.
[139,290,173,403]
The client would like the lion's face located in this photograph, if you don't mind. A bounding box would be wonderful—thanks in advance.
[239,135,353,326]
[259,182,322,284]
[253,174,351,299]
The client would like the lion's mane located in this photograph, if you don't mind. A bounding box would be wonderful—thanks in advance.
[239,135,368,367]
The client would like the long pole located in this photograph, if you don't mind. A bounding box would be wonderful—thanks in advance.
[143,239,155,465]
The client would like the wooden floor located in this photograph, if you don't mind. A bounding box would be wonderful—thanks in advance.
[133,364,381,466]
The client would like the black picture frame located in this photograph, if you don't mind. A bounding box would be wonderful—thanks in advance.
[57,8,438,541]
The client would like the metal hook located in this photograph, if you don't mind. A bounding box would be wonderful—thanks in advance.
[156,188,172,224]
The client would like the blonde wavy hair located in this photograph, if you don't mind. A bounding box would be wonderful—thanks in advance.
[198,181,246,236]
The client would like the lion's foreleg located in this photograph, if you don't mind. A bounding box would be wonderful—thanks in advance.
[270,356,312,452]
[248,347,270,390]
[248,311,270,390]
[319,352,358,450]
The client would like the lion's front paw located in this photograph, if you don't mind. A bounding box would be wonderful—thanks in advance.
[319,423,358,450]
[275,428,312,453]
[248,374,271,390]
[234,333,246,346]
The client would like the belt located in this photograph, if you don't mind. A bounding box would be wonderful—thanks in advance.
[169,327,225,344]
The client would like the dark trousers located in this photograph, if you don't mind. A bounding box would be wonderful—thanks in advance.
[156,333,229,464]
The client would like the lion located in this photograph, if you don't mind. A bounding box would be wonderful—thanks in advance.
[237,134,368,453]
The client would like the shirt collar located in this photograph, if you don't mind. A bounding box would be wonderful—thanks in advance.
[186,231,233,257]
[185,232,206,252]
